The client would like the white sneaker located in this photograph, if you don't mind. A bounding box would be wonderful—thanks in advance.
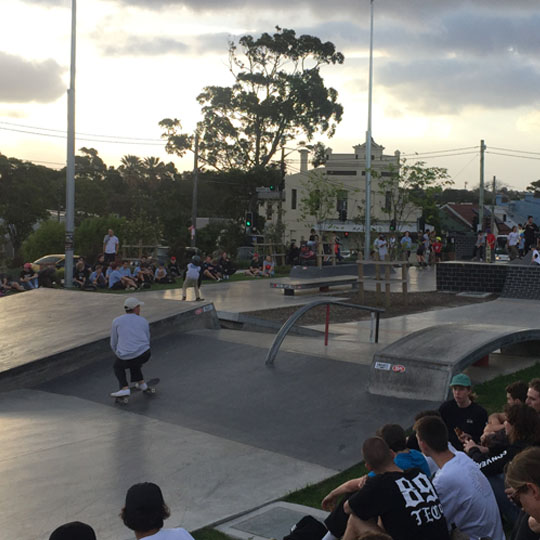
[110,388,131,397]
[136,382,148,391]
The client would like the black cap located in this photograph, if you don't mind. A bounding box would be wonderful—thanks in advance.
[125,482,164,514]
[49,522,96,540]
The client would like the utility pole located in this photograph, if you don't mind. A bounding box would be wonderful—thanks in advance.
[64,0,76,288]
[190,131,199,248]
[277,146,285,245]
[364,0,375,259]
[491,175,496,233]
[478,139,486,232]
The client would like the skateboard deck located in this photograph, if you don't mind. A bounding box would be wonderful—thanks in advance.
[112,378,160,404]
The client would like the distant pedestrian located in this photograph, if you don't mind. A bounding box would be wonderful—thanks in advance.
[524,216,539,254]
[373,234,388,261]
[400,231,412,261]
[473,231,485,261]
[507,225,520,260]
[103,228,120,265]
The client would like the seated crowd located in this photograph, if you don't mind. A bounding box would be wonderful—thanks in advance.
[0,251,240,296]
[297,373,540,540]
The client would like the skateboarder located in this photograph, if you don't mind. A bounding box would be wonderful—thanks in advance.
[110,297,151,398]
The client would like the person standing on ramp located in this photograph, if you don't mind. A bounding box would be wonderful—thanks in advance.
[110,297,151,398]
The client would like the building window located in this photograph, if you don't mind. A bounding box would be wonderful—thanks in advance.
[327,170,357,176]
[291,189,297,210]
[385,191,391,212]
[337,190,348,212]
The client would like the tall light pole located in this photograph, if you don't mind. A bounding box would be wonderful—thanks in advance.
[364,0,374,259]
[190,131,199,248]
[64,0,76,287]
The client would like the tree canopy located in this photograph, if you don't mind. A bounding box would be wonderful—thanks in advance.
[160,27,344,171]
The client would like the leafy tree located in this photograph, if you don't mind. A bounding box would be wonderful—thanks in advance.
[299,170,344,265]
[21,220,65,262]
[160,27,344,171]
[0,153,61,256]
[377,160,452,232]
[526,179,540,194]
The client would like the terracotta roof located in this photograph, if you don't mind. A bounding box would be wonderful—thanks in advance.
[443,203,478,227]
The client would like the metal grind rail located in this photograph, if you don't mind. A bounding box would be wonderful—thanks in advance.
[265,299,384,366]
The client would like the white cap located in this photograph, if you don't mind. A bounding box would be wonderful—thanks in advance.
[124,297,144,311]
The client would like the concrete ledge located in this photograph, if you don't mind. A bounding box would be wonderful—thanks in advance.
[369,323,540,401]
[216,501,329,540]
[0,303,219,391]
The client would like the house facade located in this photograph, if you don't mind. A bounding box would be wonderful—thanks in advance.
[261,140,421,246]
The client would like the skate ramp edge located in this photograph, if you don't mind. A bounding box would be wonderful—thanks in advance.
[368,323,540,401]
[0,302,219,392]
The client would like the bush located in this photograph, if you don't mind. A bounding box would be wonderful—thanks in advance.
[75,215,127,262]
[21,220,64,262]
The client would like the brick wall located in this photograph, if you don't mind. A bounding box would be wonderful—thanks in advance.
[437,261,540,298]
[502,266,540,299]
[436,262,508,293]
[454,235,476,260]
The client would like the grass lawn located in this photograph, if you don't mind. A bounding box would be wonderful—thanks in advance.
[193,362,540,539]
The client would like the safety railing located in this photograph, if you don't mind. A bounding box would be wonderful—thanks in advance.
[265,299,384,366]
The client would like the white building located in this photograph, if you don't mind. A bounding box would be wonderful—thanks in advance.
[261,140,420,246]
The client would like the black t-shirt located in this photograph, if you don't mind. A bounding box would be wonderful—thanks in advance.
[439,399,488,449]
[250,258,261,269]
[511,511,540,540]
[524,222,539,243]
[348,468,449,540]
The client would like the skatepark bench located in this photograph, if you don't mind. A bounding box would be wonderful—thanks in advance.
[270,276,358,296]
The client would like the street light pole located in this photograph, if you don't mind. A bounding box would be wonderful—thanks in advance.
[191,131,199,248]
[64,0,76,288]
[364,0,374,259]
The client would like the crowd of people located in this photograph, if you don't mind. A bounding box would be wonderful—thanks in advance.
[295,373,540,540]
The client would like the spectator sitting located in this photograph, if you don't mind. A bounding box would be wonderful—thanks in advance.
[120,482,195,540]
[261,255,275,277]
[38,266,58,288]
[119,259,134,279]
[108,262,137,291]
[73,258,90,288]
[20,262,39,290]
[465,402,540,526]
[88,264,107,289]
[49,521,96,540]
[335,437,449,540]
[483,380,529,440]
[505,447,540,539]
[168,256,181,279]
[415,415,504,540]
[217,251,236,279]
[202,255,221,281]
[134,257,155,288]
[93,253,106,271]
[0,272,24,294]
[286,242,300,266]
[526,378,540,414]
[154,261,170,284]
[245,253,262,276]
[438,373,488,451]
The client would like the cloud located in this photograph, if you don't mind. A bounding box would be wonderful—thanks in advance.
[0,52,65,103]
[377,58,540,114]
[97,32,232,57]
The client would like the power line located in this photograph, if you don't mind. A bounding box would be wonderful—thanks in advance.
[489,146,540,157]
[486,151,540,161]
[401,146,478,157]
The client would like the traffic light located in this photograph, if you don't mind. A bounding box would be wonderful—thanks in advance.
[390,219,396,231]
[339,209,347,221]
[245,212,253,229]
[269,185,275,191]
[344,231,349,238]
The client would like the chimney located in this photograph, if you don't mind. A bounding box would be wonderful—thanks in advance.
[299,148,309,173]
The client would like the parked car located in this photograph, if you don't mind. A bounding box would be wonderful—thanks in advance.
[31,254,80,272]
[495,235,509,262]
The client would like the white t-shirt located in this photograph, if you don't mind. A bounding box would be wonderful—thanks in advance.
[433,451,504,540]
[143,528,195,540]
[508,231,520,247]
[103,234,119,254]
[532,249,540,264]
[374,238,388,257]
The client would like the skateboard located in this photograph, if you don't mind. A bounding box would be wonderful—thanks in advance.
[112,378,160,405]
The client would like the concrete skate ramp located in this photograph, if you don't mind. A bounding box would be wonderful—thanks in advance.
[369,323,540,401]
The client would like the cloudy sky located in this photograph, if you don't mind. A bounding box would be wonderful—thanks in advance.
[1,0,540,189]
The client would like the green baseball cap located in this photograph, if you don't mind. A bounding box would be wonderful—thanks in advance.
[450,373,471,387]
